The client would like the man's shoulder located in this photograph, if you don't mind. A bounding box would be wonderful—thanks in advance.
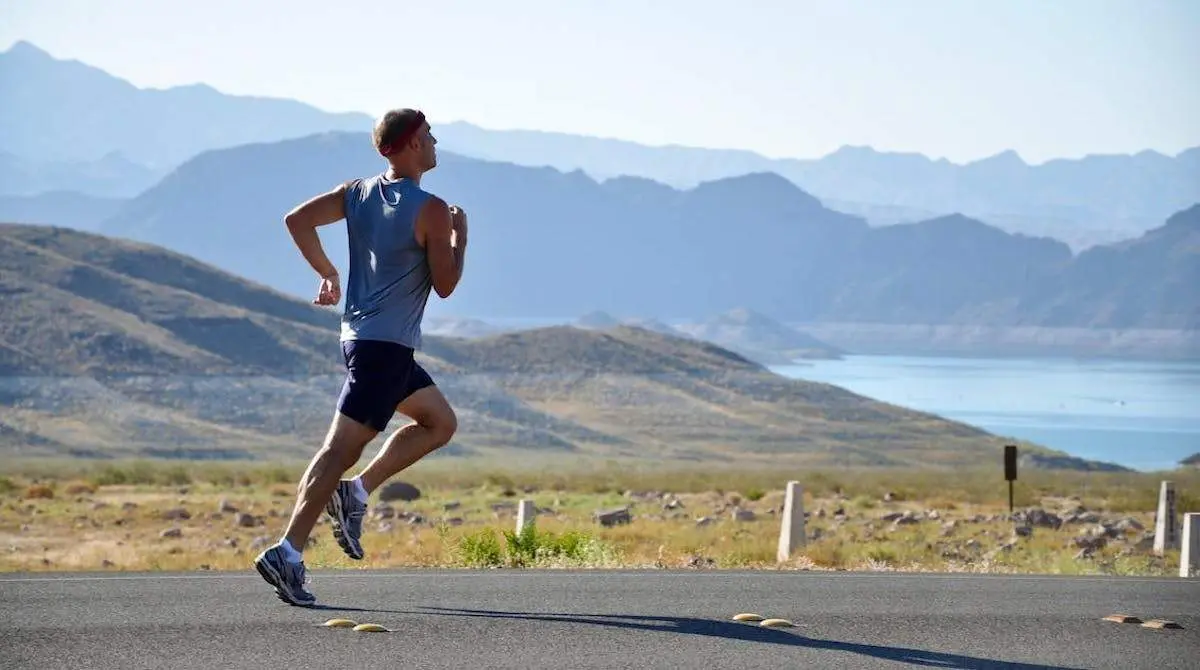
[346,174,381,192]
[415,190,448,214]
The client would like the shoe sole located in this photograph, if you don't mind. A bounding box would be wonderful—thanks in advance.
[254,553,316,607]
[325,491,365,561]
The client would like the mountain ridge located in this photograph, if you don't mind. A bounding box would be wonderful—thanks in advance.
[87,131,1199,362]
[3,41,1196,251]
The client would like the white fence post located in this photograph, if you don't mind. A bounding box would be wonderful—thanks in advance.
[1154,481,1178,556]
[776,481,806,562]
[516,499,535,535]
[1181,513,1199,578]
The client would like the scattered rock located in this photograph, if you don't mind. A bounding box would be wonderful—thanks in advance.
[731,508,756,522]
[1073,535,1107,552]
[91,501,109,511]
[249,536,271,550]
[685,555,715,568]
[160,527,182,538]
[1014,508,1063,530]
[1013,525,1034,538]
[595,507,632,527]
[926,510,941,521]
[161,508,190,521]
[373,504,396,520]
[1064,511,1102,524]
[695,516,714,527]
[888,511,920,528]
[218,499,239,514]
[883,492,897,502]
[224,538,238,549]
[443,501,461,511]
[1088,523,1121,539]
[1115,517,1144,533]
[377,481,421,502]
[236,513,261,528]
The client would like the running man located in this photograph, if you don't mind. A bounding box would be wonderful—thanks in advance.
[254,108,467,606]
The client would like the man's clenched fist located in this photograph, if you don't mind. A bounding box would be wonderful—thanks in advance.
[449,205,468,238]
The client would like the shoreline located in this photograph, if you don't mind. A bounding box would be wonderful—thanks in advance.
[769,353,1199,473]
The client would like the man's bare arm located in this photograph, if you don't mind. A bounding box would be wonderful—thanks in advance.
[417,197,466,298]
[284,182,349,279]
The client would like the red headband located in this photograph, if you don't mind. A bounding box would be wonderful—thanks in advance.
[379,111,426,156]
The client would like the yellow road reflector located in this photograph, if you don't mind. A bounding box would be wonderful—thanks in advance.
[1102,614,1142,624]
[732,613,764,622]
[759,618,795,628]
[353,623,390,633]
[322,618,359,628]
[1141,619,1183,630]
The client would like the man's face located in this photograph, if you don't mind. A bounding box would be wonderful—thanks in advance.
[417,123,438,169]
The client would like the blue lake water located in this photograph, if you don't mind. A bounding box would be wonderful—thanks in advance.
[770,356,1200,472]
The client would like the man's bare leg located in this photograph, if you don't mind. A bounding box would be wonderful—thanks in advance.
[254,411,377,606]
[355,385,457,494]
[283,412,377,550]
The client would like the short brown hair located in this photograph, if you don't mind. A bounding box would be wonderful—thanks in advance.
[373,108,426,156]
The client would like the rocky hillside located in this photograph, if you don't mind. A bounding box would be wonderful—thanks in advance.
[0,222,1109,469]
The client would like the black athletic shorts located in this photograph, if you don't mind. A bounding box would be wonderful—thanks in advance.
[336,339,435,432]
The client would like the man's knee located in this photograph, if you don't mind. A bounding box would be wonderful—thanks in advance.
[321,412,378,465]
[425,404,457,447]
[398,386,457,447]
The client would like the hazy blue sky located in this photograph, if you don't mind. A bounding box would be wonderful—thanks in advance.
[2,0,1196,164]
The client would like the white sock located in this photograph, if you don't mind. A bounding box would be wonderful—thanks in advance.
[279,538,302,563]
[350,476,369,503]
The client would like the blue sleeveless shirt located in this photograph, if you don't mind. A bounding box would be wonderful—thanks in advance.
[339,174,435,349]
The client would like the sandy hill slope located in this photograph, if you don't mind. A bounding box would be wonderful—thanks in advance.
[0,223,1107,469]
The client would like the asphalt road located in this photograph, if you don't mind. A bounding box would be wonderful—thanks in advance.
[1,569,1196,669]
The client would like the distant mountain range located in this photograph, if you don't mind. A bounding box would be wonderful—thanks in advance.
[86,130,1198,359]
[2,222,1085,469]
[3,41,1197,251]
[432,121,1200,249]
[0,41,367,170]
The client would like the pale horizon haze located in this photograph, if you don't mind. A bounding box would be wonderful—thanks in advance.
[1,0,1197,165]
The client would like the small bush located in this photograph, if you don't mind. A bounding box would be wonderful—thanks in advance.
[0,476,16,495]
[24,484,54,499]
[63,481,97,495]
[744,487,766,502]
[502,525,599,567]
[456,528,504,567]
[452,524,613,568]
